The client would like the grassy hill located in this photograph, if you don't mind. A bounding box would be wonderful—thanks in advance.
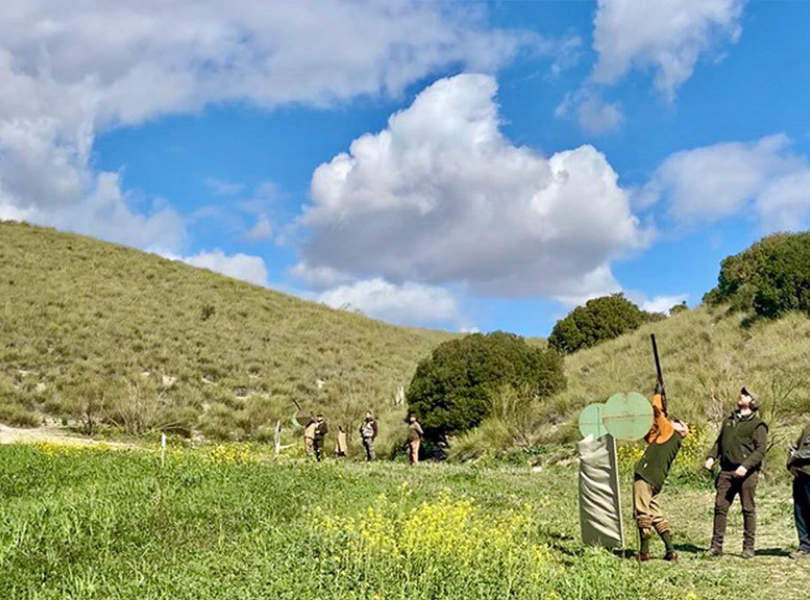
[3,220,810,463]
[453,303,810,469]
[0,221,453,449]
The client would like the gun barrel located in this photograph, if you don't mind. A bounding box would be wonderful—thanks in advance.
[651,333,664,385]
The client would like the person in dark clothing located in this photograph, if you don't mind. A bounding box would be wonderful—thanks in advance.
[787,424,810,558]
[634,390,690,563]
[312,414,328,462]
[704,387,768,559]
[359,411,378,461]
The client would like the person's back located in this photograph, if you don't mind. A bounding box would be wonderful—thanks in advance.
[360,411,378,461]
[407,415,423,465]
[335,426,347,457]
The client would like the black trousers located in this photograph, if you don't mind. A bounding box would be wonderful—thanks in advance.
[711,470,758,552]
[794,473,810,553]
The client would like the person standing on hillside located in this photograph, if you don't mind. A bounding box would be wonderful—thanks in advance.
[407,413,423,465]
[359,411,378,461]
[334,425,348,458]
[634,387,690,562]
[312,414,328,462]
[303,416,318,459]
[787,423,810,558]
[704,387,769,559]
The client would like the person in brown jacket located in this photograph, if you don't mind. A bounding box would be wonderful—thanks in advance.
[704,387,768,559]
[407,413,423,465]
[303,417,317,459]
[334,426,348,458]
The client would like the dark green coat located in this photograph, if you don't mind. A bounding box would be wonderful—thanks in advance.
[635,434,683,493]
[708,411,768,471]
[788,425,810,477]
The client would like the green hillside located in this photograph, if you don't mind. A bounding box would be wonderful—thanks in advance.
[4,221,810,463]
[0,221,453,448]
[452,303,810,467]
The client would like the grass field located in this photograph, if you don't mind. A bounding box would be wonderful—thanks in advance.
[2,443,808,600]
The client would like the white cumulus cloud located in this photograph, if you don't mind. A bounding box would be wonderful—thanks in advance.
[296,74,651,302]
[638,294,688,315]
[0,1,541,251]
[641,134,810,231]
[556,91,623,136]
[163,249,270,288]
[319,278,463,327]
[246,214,273,241]
[592,0,746,98]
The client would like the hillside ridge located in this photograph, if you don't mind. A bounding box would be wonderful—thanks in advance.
[0,221,453,448]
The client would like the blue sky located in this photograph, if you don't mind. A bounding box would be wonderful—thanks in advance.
[3,1,810,336]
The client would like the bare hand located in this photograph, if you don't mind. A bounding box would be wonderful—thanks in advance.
[704,458,715,471]
[734,465,748,478]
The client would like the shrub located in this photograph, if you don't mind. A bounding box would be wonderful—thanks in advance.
[704,231,810,319]
[548,293,648,354]
[0,402,41,427]
[406,332,565,441]
[669,301,688,315]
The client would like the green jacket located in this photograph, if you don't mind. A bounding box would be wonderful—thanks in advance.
[707,411,768,472]
[788,425,810,477]
[634,434,683,493]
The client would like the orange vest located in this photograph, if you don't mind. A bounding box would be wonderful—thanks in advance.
[645,394,674,444]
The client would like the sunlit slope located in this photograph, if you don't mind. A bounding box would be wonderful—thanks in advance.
[546,306,810,443]
[0,221,453,440]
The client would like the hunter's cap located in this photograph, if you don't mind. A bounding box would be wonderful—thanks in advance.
[740,386,755,401]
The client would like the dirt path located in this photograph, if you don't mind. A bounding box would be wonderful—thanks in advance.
[0,424,133,447]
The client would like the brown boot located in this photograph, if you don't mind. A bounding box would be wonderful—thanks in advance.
[636,552,650,562]
[664,551,678,562]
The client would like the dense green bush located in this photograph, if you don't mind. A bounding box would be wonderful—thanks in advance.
[704,231,810,319]
[406,332,566,441]
[548,294,649,354]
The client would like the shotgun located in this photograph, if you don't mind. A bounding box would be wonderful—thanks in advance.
[650,333,668,416]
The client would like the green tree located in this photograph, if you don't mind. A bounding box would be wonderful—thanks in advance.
[669,301,688,315]
[704,231,810,319]
[406,332,566,441]
[548,293,647,354]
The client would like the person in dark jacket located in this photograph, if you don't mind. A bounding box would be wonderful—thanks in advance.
[787,423,810,558]
[359,411,378,462]
[634,389,690,563]
[311,414,328,462]
[704,387,768,559]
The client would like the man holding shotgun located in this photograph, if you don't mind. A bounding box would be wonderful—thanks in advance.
[633,335,690,562]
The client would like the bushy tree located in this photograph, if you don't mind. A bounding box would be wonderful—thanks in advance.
[669,301,688,315]
[704,231,810,319]
[548,293,647,354]
[406,332,566,441]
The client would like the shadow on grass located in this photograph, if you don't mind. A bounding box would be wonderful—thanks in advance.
[674,543,704,554]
